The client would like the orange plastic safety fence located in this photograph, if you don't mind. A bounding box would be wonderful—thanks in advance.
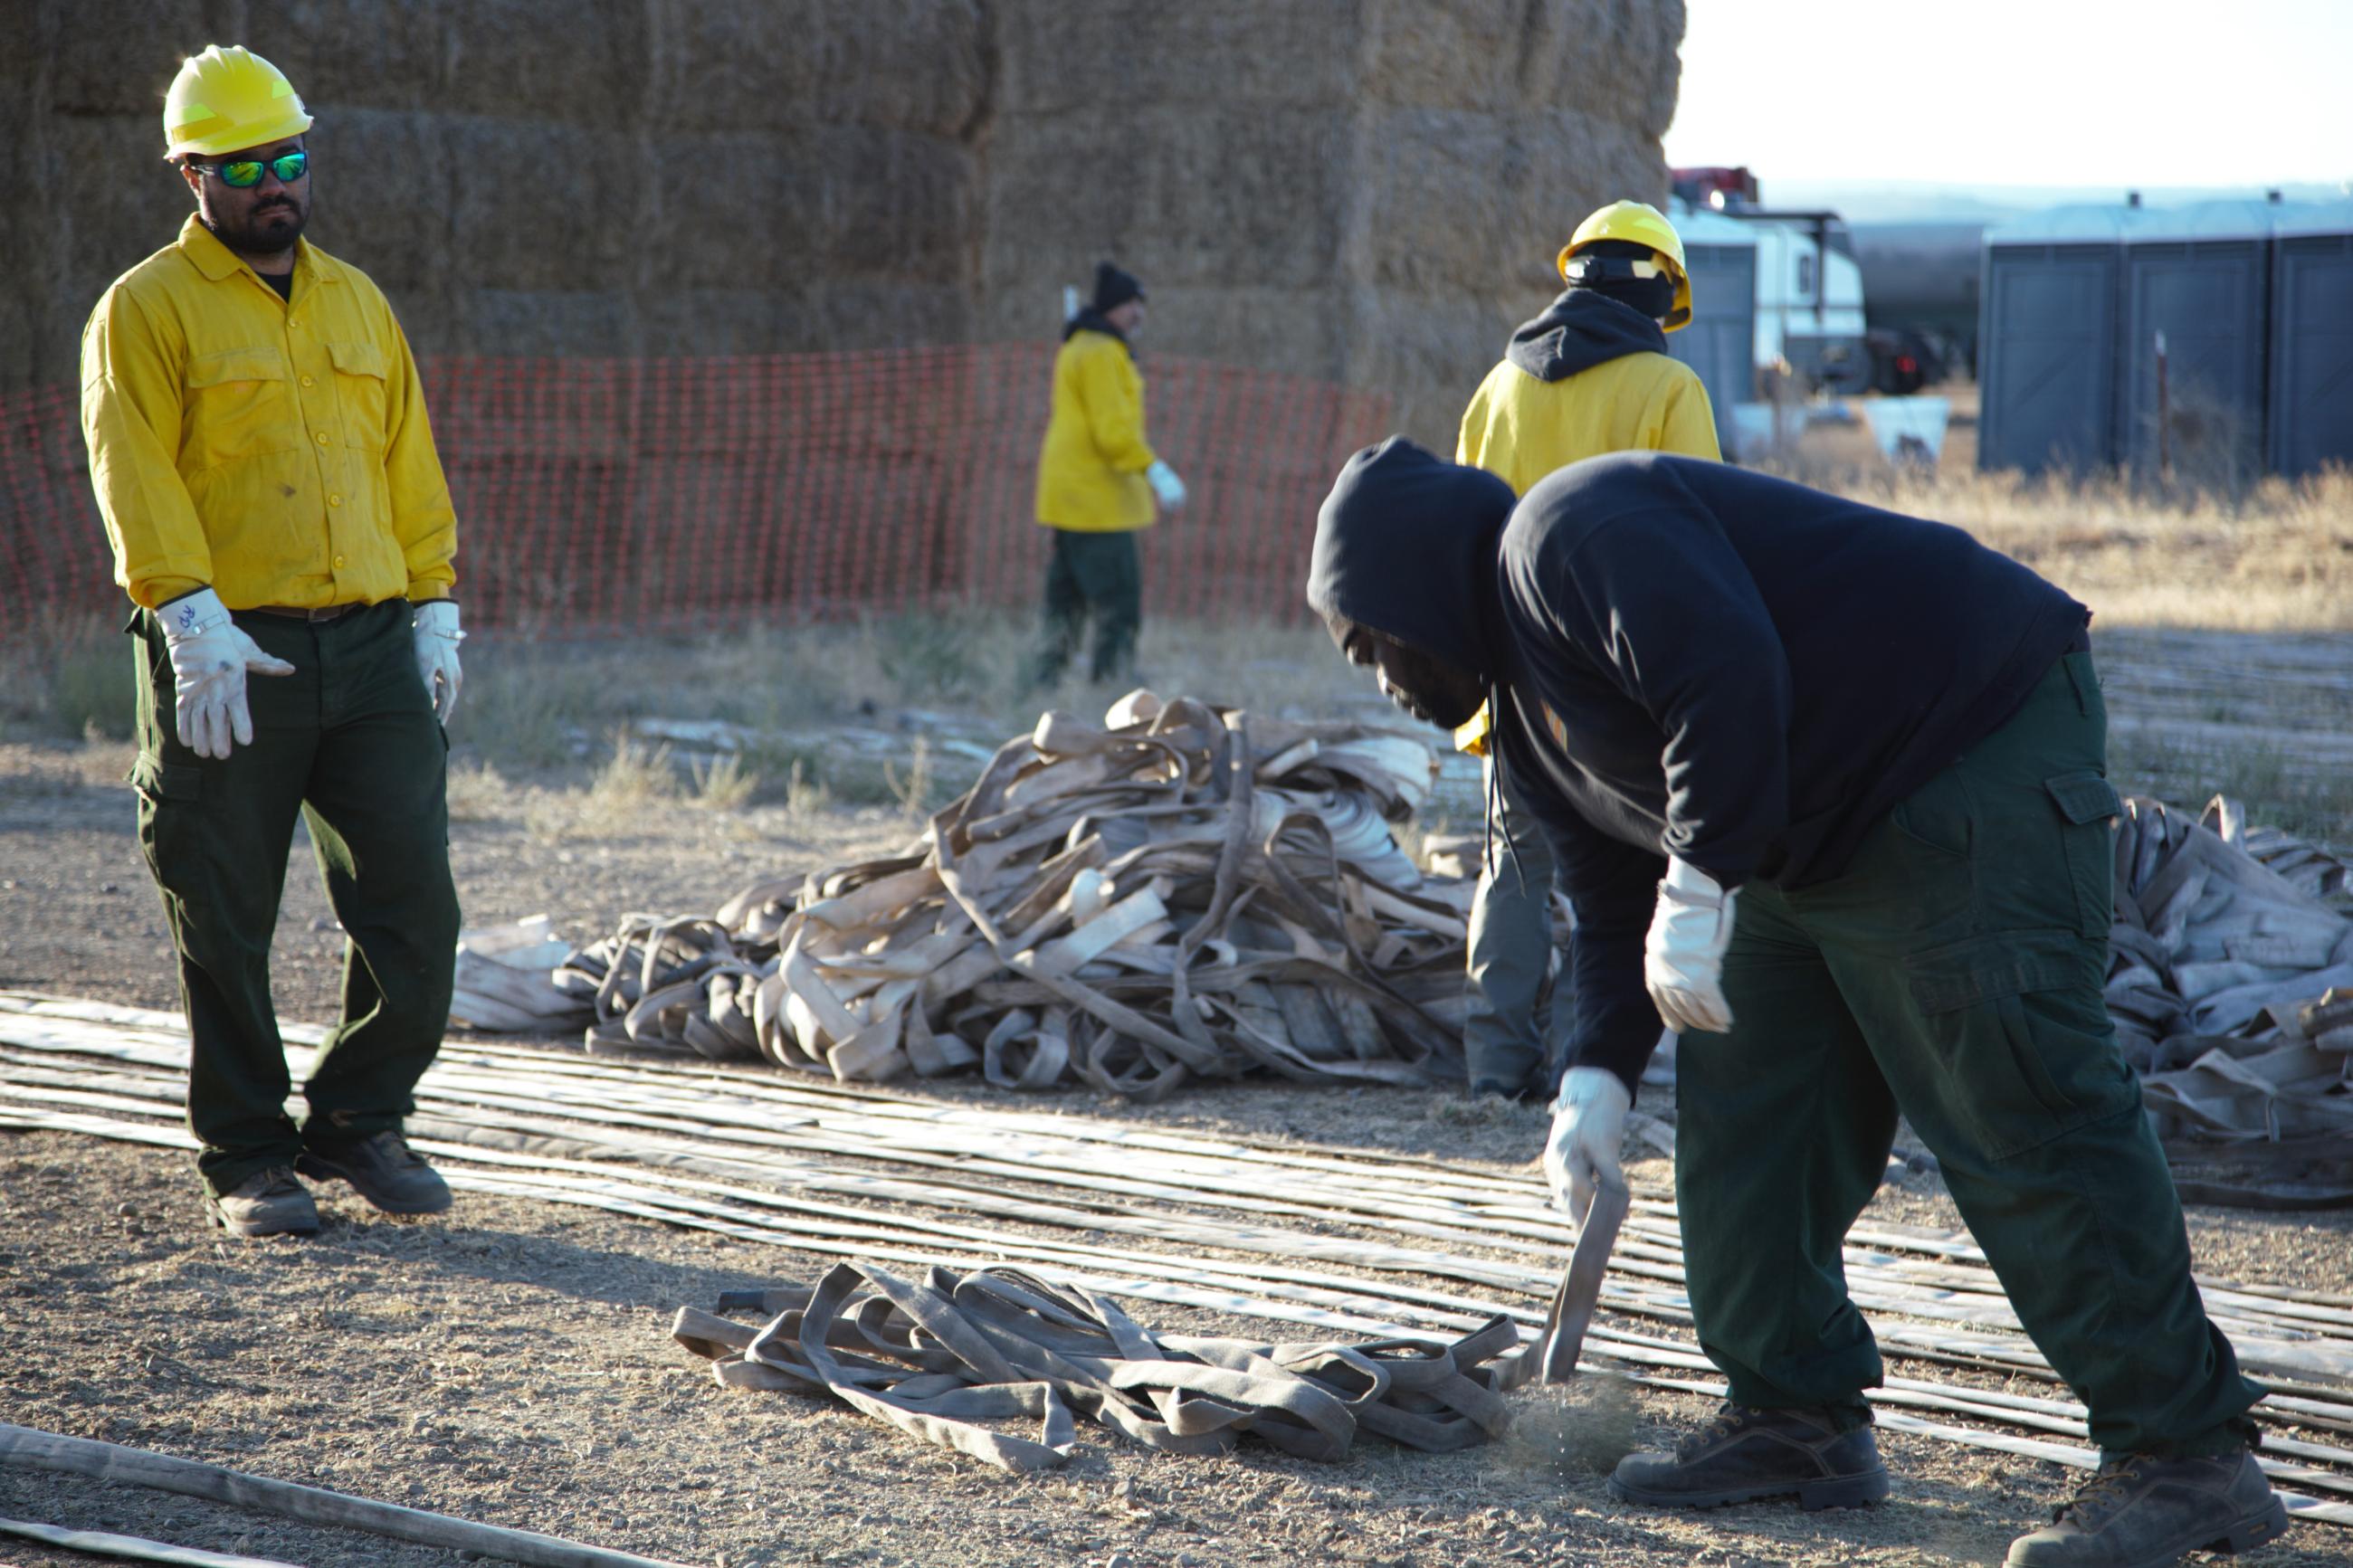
[1,347,1391,634]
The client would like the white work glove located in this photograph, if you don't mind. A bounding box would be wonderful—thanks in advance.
[1645,856,1739,1035]
[1543,1066,1632,1220]
[412,600,465,725]
[158,588,294,760]
[1146,460,1187,511]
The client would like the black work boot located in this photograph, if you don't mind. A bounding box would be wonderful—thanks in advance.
[296,1130,452,1215]
[1609,1402,1889,1510]
[2005,1449,2286,1568]
[205,1166,320,1239]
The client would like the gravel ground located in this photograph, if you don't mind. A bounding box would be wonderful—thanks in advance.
[2,735,2348,1568]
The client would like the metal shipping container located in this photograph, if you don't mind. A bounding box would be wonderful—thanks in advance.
[1977,206,2129,473]
[2269,204,2353,477]
[2116,202,2272,476]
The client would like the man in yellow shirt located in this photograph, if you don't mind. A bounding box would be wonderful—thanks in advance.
[1032,263,1186,685]
[1453,201,1720,1098]
[81,45,464,1238]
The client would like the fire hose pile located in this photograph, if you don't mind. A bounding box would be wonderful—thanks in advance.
[545,692,1476,1099]
[2110,795,2353,1199]
[669,1261,1531,1473]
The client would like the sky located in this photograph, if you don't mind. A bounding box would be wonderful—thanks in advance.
[1664,0,2353,196]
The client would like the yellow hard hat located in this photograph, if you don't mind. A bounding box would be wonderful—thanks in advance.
[163,45,312,160]
[1558,200,1691,331]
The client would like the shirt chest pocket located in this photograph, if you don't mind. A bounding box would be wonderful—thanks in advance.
[327,341,390,453]
[183,347,296,469]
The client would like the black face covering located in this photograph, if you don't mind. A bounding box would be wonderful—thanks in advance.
[1566,238,1676,322]
[1327,613,1484,731]
[1591,271,1675,320]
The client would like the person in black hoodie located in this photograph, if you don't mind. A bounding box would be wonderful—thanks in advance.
[1307,440,2282,1568]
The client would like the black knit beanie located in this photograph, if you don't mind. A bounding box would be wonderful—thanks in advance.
[1091,262,1146,314]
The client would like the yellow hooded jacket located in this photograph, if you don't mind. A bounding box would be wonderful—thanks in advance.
[1453,289,1721,755]
[1455,289,1720,495]
[1034,322,1158,533]
[81,214,457,611]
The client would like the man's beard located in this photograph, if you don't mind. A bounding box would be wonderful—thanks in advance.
[211,198,308,257]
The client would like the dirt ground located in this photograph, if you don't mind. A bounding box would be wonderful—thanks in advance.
[4,631,2353,1568]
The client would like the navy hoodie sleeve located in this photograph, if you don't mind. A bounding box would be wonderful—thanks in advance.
[1521,498,1795,889]
[1511,770,1666,1099]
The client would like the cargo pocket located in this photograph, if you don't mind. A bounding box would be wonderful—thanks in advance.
[327,340,390,452]
[127,752,204,892]
[185,346,295,465]
[127,752,202,804]
[2044,772,2122,939]
[1906,928,2132,1161]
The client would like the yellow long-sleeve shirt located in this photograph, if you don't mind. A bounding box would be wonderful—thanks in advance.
[1452,306,1723,756]
[1455,350,1720,495]
[81,214,457,611]
[1034,328,1158,533]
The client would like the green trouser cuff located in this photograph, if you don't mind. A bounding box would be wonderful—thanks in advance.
[1037,528,1142,684]
[1675,651,2262,1457]
[130,601,460,1193]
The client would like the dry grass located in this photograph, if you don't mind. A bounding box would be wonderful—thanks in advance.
[444,759,513,822]
[524,732,679,842]
[687,752,759,812]
[1766,392,2353,634]
[1829,463,2353,632]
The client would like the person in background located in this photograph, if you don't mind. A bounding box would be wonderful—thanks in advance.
[81,44,465,1239]
[1032,261,1186,686]
[1453,200,1720,1098]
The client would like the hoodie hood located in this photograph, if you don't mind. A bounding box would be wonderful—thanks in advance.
[1306,437,1517,681]
[1505,288,1669,383]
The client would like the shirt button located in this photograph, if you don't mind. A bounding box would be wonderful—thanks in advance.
[333,555,346,569]
[316,432,329,444]
[329,494,342,508]
[300,375,315,387]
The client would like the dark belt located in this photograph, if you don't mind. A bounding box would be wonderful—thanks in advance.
[248,603,368,623]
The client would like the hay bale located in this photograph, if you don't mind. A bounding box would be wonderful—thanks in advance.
[658,0,988,136]
[42,0,195,117]
[9,0,1686,424]
[308,109,451,300]
[457,289,636,356]
[990,0,1360,113]
[426,0,649,123]
[244,0,457,116]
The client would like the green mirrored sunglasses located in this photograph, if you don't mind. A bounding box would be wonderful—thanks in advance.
[186,150,309,188]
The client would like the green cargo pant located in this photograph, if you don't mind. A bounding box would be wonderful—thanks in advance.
[130,600,460,1198]
[1674,650,2262,1457]
[1464,759,1564,1096]
[1035,528,1142,686]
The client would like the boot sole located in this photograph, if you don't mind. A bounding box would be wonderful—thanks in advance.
[2211,1495,2291,1554]
[205,1203,319,1239]
[2005,1495,2291,1568]
[293,1153,454,1215]
[1608,1468,1890,1511]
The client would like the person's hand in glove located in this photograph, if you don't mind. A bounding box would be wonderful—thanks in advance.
[1543,1065,1632,1219]
[412,600,465,724]
[1146,460,1186,512]
[1646,856,1739,1034]
[159,588,295,760]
